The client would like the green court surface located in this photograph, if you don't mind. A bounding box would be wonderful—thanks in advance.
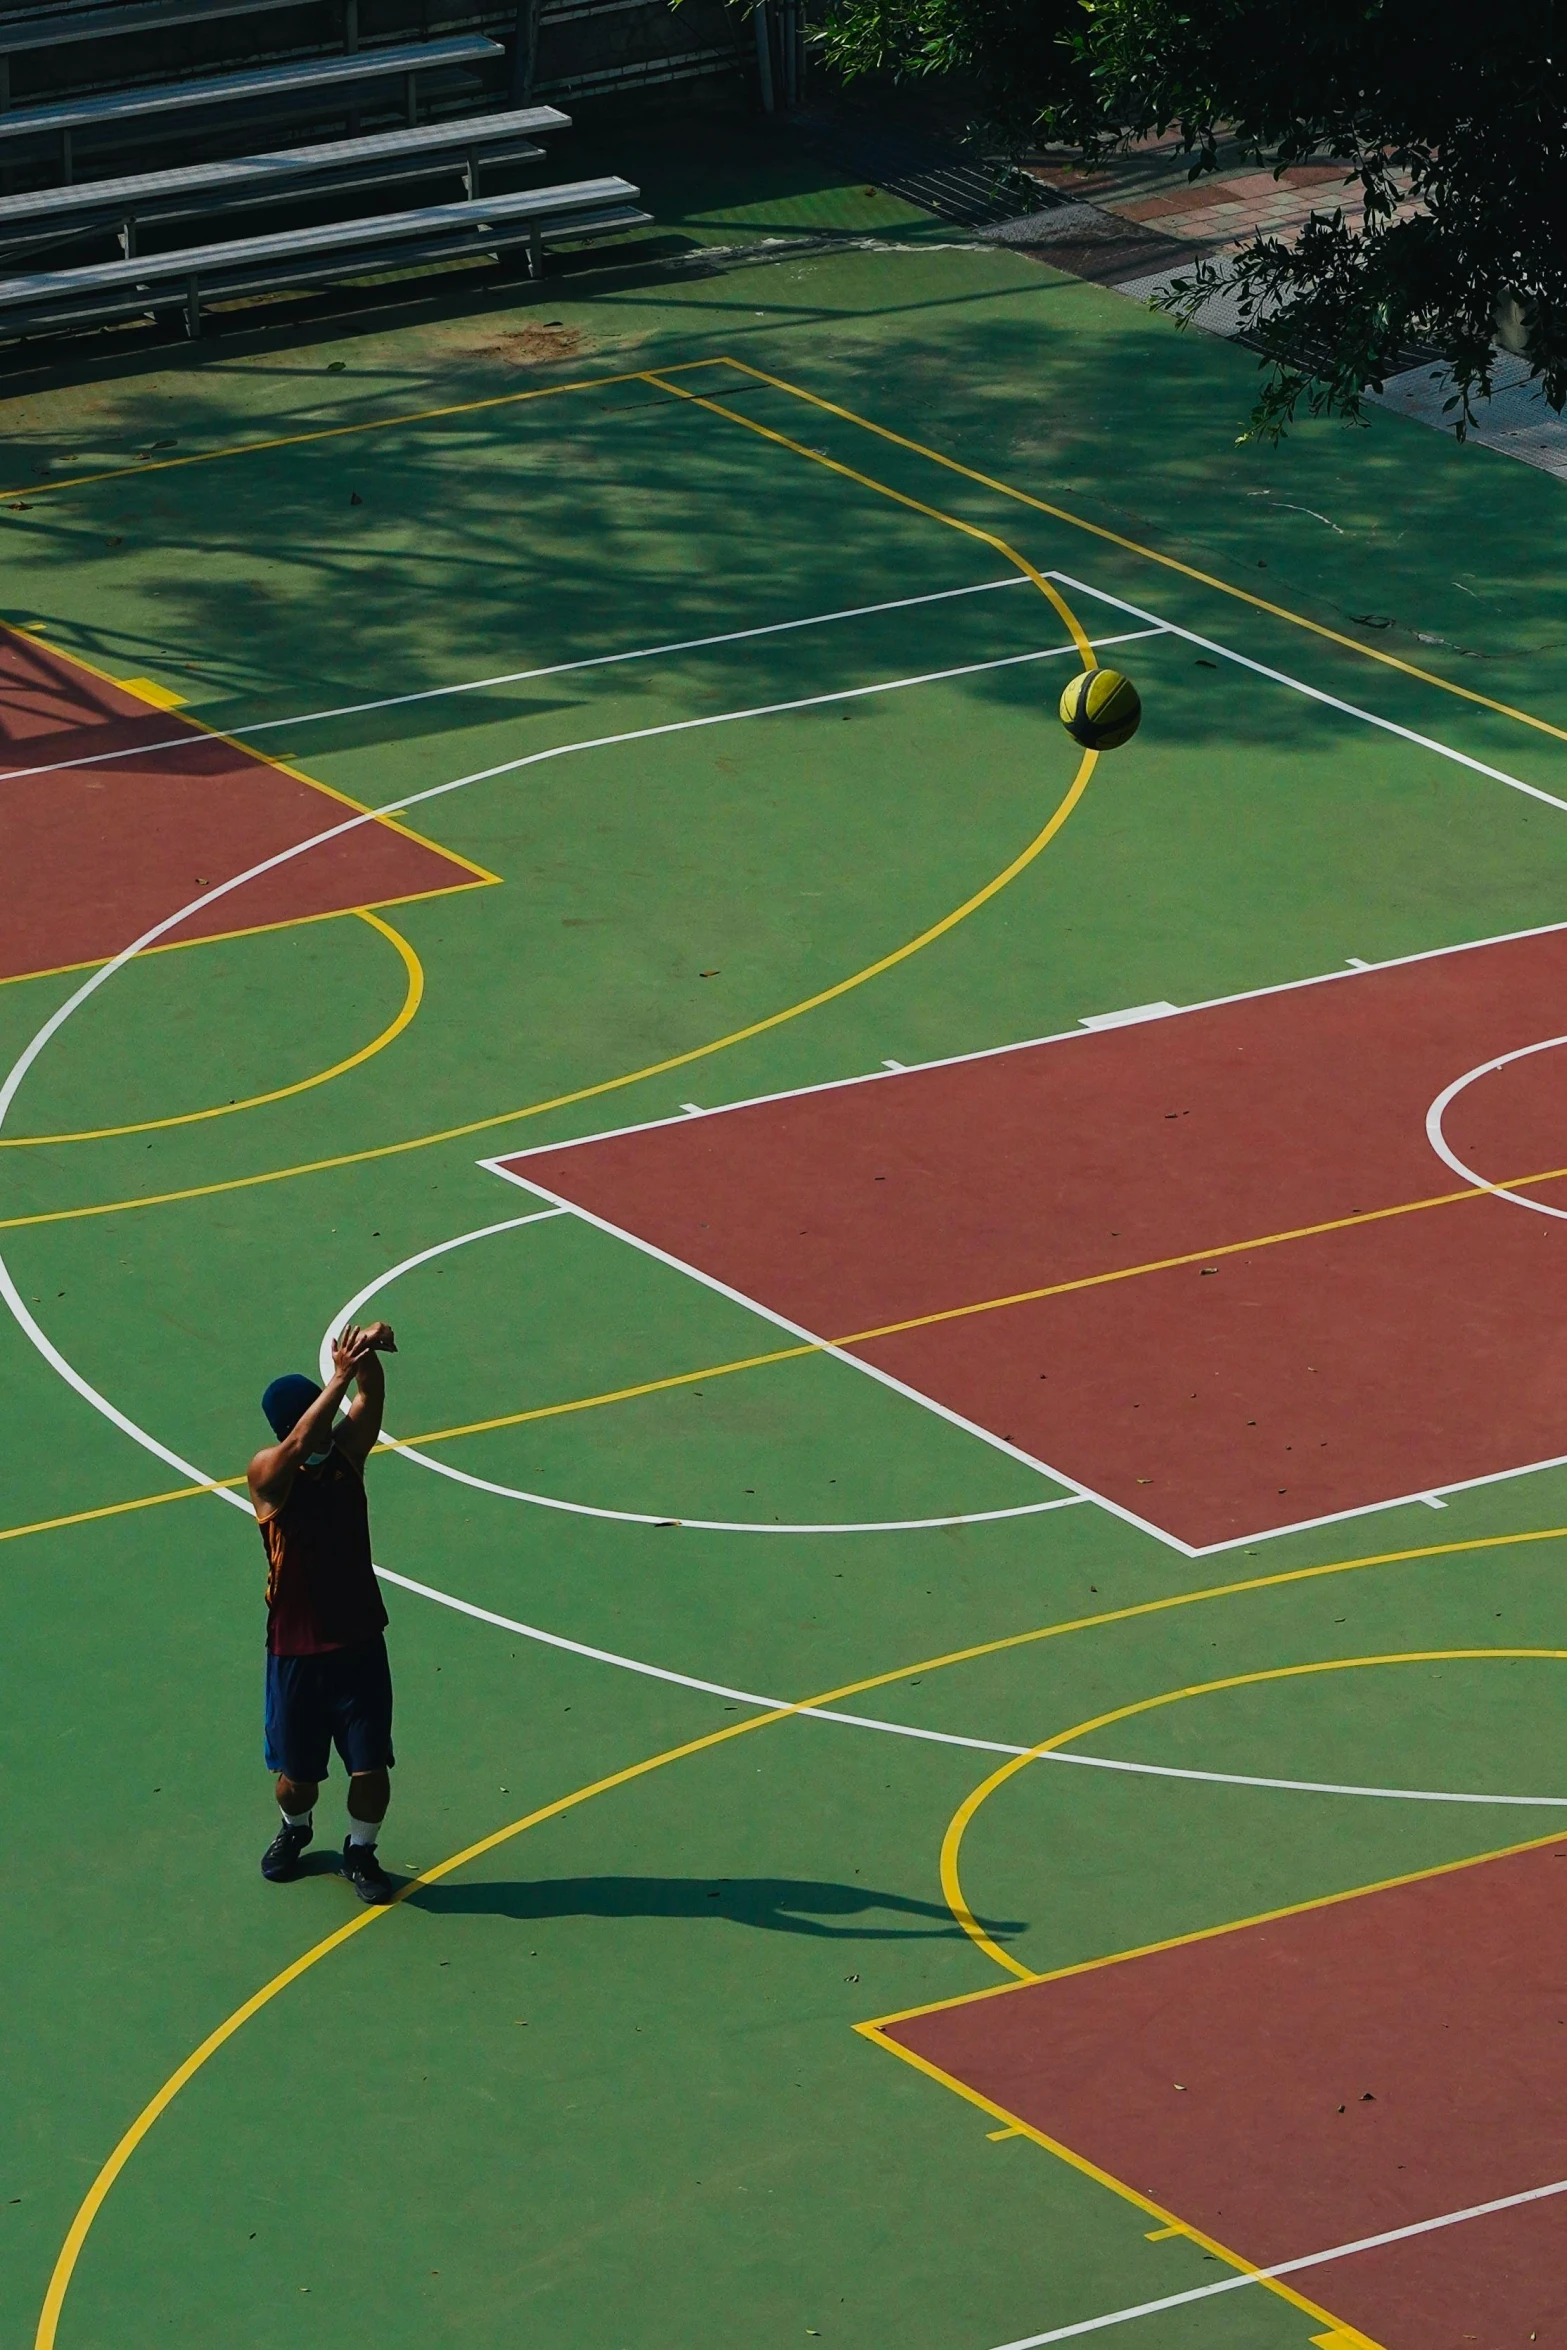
[8,125,1567,2350]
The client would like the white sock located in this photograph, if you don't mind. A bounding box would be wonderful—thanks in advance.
[281,1807,312,1830]
[347,1818,382,1847]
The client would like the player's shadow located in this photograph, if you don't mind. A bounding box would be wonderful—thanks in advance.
[407,1873,1024,1943]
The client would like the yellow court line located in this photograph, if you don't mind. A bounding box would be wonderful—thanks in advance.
[0,612,502,889]
[865,1801,1567,2299]
[226,745,501,888]
[750,1533,1567,1718]
[885,1652,1567,2339]
[828,1156,1567,1344]
[45,1621,1549,2346]
[397,1343,817,1447]
[1,359,724,506]
[12,1376,1567,1574]
[8,1446,1567,1695]
[16,351,1564,1226]
[2,620,193,710]
[29,1702,795,2350]
[0,878,488,995]
[0,909,422,1147]
[721,359,1567,750]
[21,1592,1567,2330]
[938,1648,1567,1983]
[642,371,1098,667]
[0,1480,219,1546]
[25,339,1567,2344]
[336,1142,1567,1455]
[0,747,1097,1231]
[852,2026,1361,2340]
[37,1581,1256,2350]
[13,343,1562,749]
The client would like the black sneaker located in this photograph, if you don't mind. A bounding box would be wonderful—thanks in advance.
[341,1836,395,1904]
[261,1820,312,1881]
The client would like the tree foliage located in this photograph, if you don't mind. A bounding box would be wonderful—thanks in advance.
[814,0,1567,437]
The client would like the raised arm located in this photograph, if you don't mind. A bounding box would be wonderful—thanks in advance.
[247,1324,376,1514]
[336,1320,395,1469]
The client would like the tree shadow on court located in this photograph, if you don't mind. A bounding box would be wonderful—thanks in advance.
[406,1873,1024,1943]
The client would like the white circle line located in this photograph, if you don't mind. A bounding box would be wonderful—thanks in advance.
[379,1566,1567,1806]
[376,1435,1085,1535]
[0,633,1115,1142]
[316,1206,572,1378]
[0,639,1104,1529]
[322,1215,1086,1535]
[1426,1031,1567,1221]
[0,597,1113,1787]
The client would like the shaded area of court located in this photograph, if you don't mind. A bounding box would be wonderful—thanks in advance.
[8,134,1567,2350]
[0,625,488,982]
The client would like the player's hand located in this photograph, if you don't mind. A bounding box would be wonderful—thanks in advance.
[360,1320,397,1354]
[332,1323,375,1378]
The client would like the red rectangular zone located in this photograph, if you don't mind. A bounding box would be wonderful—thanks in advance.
[878,1840,1567,2350]
[501,927,1567,1548]
[0,627,483,980]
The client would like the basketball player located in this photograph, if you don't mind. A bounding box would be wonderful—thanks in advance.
[247,1320,398,1902]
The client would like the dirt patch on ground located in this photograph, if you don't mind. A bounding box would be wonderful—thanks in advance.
[471,322,587,367]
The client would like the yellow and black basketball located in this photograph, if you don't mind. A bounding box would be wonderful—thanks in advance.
[1058,667,1142,751]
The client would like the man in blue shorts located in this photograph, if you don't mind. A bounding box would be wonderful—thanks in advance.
[247,1318,398,1903]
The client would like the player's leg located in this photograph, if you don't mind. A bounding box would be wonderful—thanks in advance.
[331,1636,396,1904]
[261,1653,331,1881]
[347,1767,390,1838]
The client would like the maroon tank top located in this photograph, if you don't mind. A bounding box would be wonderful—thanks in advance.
[259,1445,387,1656]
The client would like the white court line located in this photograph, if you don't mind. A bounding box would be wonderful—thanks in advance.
[0,628,1145,1510]
[376,1565,795,1707]
[5,573,1563,1566]
[480,1169,1567,1563]
[0,628,1136,1137]
[0,1280,253,1515]
[0,574,1032,785]
[1427,1035,1567,1222]
[1188,1443,1567,1556]
[377,1567,1567,1806]
[478,1162,1567,1558]
[987,2175,1567,2349]
[480,1169,1225,1561]
[493,908,1567,1167]
[1050,568,1567,818]
[319,1213,1086,1534]
[486,1167,1166,1530]
[318,1205,570,1363]
[482,1175,1567,1563]
[376,1435,1087,1536]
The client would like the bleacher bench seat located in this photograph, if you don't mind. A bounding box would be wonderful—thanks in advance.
[0,0,386,109]
[0,35,503,176]
[0,107,571,258]
[0,175,649,340]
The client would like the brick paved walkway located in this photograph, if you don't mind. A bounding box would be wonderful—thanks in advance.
[1004,133,1567,480]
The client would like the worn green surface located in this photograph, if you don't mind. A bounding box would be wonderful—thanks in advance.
[4,111,1567,2350]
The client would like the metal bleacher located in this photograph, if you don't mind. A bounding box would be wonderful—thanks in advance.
[0,0,377,107]
[0,0,658,345]
[0,174,648,335]
[0,38,504,177]
[0,106,570,258]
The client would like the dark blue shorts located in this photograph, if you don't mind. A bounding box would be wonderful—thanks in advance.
[264,1636,395,1781]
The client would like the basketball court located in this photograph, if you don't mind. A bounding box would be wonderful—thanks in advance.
[7,142,1567,2350]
